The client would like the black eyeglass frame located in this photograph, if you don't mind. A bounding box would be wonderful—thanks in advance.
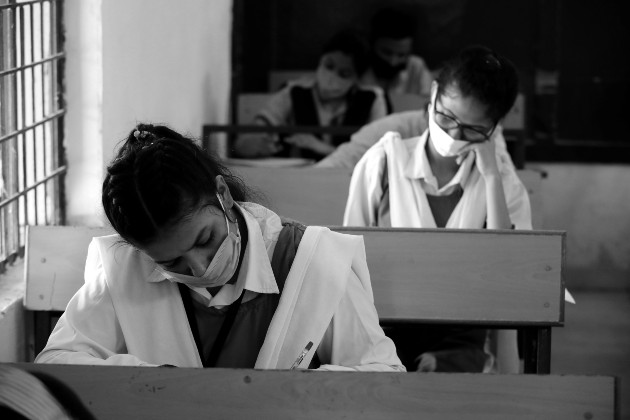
[433,97,497,143]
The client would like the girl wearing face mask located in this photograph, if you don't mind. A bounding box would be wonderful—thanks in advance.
[344,46,532,375]
[35,123,404,372]
[233,30,387,161]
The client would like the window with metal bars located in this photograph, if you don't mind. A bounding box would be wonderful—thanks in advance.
[0,0,65,269]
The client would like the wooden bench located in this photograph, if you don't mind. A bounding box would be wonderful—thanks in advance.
[6,363,618,420]
[24,225,564,374]
[229,166,544,228]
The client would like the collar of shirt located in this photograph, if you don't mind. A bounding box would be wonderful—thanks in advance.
[403,129,475,196]
[146,202,283,308]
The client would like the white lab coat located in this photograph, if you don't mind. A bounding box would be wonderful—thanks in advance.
[36,203,403,372]
[343,130,532,230]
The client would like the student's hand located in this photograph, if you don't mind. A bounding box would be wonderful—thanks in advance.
[459,138,500,179]
[234,134,282,158]
[285,134,335,156]
[416,352,437,372]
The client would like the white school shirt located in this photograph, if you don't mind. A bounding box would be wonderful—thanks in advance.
[343,130,532,229]
[36,202,403,372]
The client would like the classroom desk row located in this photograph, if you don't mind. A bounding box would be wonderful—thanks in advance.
[1,363,617,420]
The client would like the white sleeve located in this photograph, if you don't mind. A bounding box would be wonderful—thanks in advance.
[316,268,405,372]
[35,241,156,366]
[316,111,422,169]
[315,121,384,169]
[342,141,387,226]
[489,125,532,230]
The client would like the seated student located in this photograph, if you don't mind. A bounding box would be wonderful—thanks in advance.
[343,46,532,373]
[35,123,404,372]
[233,30,387,161]
[361,7,433,113]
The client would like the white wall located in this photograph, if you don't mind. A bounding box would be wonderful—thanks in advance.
[64,0,104,226]
[530,163,630,290]
[65,0,232,225]
[0,260,27,362]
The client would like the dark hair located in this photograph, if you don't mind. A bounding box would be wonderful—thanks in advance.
[370,7,416,42]
[436,45,519,122]
[321,29,369,76]
[102,123,252,246]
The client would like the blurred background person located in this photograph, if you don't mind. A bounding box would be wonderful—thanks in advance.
[233,30,386,161]
[361,7,433,113]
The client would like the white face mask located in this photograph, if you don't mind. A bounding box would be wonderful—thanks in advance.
[428,92,469,158]
[161,194,241,288]
[316,66,353,100]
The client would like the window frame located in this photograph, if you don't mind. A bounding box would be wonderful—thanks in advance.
[0,0,66,269]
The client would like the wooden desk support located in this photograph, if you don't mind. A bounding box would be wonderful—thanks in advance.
[7,363,617,420]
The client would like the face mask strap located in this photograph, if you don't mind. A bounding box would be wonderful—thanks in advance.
[216,192,238,229]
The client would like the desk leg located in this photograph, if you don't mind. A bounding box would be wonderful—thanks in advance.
[33,311,62,359]
[522,327,552,374]
[33,312,52,358]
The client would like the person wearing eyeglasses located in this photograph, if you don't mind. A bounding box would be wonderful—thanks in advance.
[343,45,532,374]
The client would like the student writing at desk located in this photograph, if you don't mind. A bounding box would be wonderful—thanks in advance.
[344,46,532,373]
[35,124,404,372]
[233,30,386,161]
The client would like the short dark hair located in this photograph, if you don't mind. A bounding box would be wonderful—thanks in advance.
[102,123,252,246]
[436,45,519,122]
[321,29,369,75]
[370,7,416,42]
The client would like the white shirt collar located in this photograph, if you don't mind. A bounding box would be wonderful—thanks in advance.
[403,129,475,195]
[146,202,283,308]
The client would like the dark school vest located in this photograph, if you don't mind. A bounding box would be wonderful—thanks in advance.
[287,85,376,160]
[178,220,321,368]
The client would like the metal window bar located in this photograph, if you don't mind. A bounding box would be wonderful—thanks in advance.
[0,0,65,270]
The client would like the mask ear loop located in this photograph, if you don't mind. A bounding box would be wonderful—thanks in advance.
[216,192,238,227]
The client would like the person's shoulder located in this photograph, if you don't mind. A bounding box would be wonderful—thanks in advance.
[368,130,422,156]
[91,234,153,275]
[353,131,393,168]
[285,77,316,90]
[407,54,429,70]
[91,233,129,258]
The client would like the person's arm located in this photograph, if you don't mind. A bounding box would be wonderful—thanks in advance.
[342,142,387,226]
[284,133,335,157]
[232,117,283,158]
[35,241,155,366]
[315,268,405,372]
[367,87,388,123]
[459,134,511,230]
[316,110,426,169]
[496,149,533,230]
[232,88,294,158]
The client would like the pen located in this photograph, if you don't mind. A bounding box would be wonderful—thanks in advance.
[290,341,313,369]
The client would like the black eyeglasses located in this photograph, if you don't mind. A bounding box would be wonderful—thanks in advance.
[433,99,496,142]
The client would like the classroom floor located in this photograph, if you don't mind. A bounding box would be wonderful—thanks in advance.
[551,290,630,420]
